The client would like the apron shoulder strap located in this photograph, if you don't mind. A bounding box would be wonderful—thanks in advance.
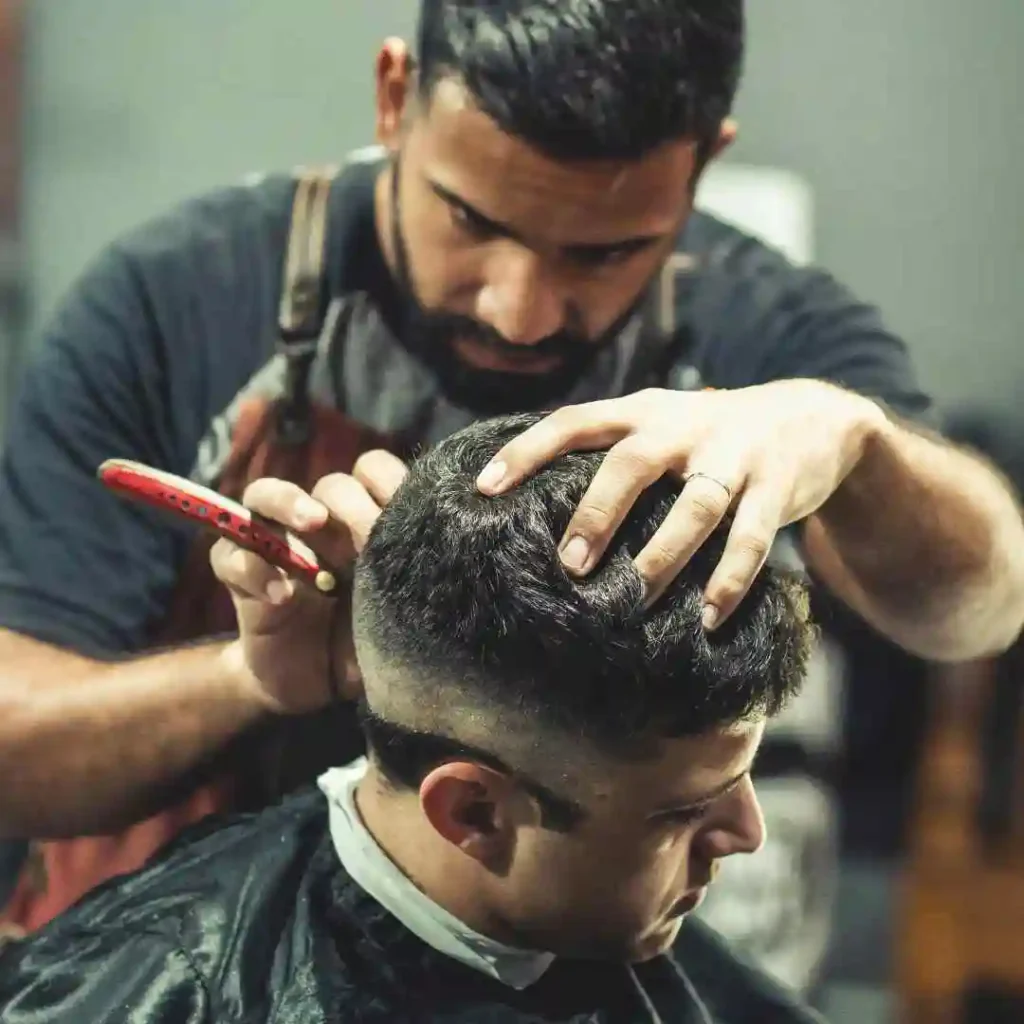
[275,165,338,445]
[621,251,700,393]
[656,251,698,338]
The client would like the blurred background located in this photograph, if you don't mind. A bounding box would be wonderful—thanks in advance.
[2,2,1023,1022]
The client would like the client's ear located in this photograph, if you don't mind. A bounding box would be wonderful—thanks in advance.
[420,763,520,869]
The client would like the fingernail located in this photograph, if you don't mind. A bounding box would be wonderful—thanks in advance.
[266,578,295,605]
[476,460,507,494]
[560,535,591,574]
[701,604,719,631]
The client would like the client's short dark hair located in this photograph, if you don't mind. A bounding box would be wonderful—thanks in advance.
[353,413,814,819]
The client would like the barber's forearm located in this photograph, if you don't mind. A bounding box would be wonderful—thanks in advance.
[802,415,1024,661]
[0,631,269,838]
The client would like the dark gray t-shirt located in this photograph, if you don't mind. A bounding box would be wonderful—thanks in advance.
[0,149,932,658]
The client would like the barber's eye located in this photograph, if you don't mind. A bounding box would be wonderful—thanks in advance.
[569,246,640,270]
[450,205,496,240]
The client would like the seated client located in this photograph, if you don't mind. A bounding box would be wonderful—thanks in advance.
[0,412,821,1023]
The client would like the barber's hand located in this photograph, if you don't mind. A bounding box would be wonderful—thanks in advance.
[211,450,407,713]
[477,382,886,627]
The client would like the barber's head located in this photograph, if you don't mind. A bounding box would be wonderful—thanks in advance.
[373,1,744,412]
[352,412,814,962]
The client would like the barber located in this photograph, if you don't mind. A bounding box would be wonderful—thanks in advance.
[0,1,1022,934]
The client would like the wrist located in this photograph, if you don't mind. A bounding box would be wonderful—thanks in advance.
[843,394,900,484]
[217,639,283,718]
[815,394,903,532]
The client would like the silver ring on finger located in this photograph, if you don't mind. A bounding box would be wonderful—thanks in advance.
[682,470,734,504]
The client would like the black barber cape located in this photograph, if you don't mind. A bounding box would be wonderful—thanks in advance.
[0,791,823,1023]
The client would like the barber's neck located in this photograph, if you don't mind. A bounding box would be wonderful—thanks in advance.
[355,768,519,946]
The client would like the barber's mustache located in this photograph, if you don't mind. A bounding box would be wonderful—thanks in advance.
[420,312,592,360]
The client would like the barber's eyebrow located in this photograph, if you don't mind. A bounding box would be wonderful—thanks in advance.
[427,178,666,255]
[651,768,750,816]
[430,180,518,238]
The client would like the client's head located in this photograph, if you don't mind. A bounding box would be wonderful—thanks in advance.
[352,412,815,962]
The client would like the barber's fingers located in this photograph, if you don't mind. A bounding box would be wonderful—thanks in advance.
[310,473,386,554]
[241,472,384,563]
[210,536,294,605]
[241,477,328,533]
[353,450,408,507]
[701,485,783,628]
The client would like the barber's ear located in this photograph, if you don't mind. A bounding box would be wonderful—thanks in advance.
[712,118,738,159]
[420,763,519,868]
[375,38,414,149]
[688,118,738,197]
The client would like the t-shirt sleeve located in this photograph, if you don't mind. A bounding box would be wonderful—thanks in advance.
[685,225,937,426]
[0,927,212,1023]
[0,245,194,657]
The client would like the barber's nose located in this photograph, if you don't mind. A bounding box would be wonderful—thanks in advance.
[475,245,565,345]
[699,777,766,860]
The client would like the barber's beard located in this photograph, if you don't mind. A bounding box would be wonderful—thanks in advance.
[399,307,605,415]
[386,164,639,416]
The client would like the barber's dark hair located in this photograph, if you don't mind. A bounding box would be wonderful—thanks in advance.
[355,412,813,796]
[414,0,745,161]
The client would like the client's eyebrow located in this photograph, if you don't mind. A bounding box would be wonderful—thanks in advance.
[651,768,750,816]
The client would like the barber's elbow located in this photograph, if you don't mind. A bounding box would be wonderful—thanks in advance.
[978,573,1024,658]
[935,508,1024,659]
[900,626,1011,665]
[924,564,1024,663]
[946,615,1022,662]
[980,622,1024,659]
[982,528,1024,652]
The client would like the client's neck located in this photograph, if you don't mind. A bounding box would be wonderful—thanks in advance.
[355,768,518,946]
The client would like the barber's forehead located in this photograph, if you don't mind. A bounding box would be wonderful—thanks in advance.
[413,80,696,236]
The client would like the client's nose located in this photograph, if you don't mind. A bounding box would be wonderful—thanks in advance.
[698,776,766,859]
